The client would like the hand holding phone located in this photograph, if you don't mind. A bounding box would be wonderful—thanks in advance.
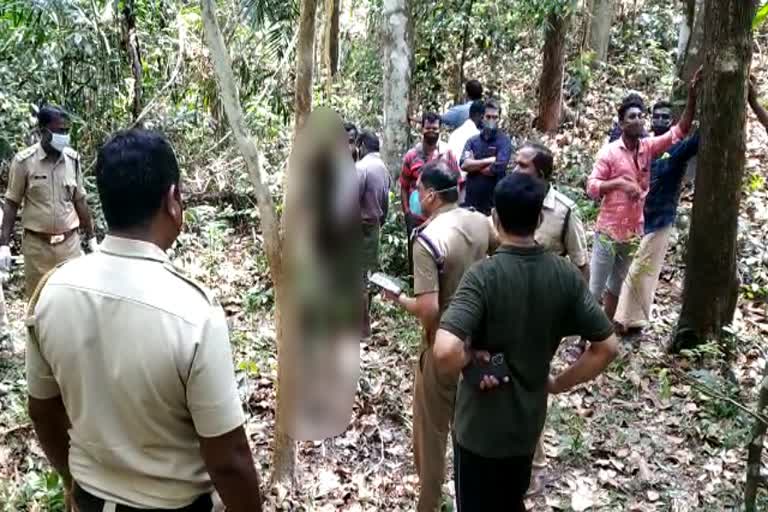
[368,271,404,296]
[462,351,511,390]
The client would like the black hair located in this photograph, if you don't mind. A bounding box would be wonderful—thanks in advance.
[466,79,483,101]
[96,129,181,230]
[493,173,547,236]
[652,100,674,112]
[521,142,554,181]
[469,100,486,118]
[420,159,459,203]
[421,111,441,126]
[617,99,645,122]
[37,105,69,128]
[343,122,358,136]
[485,100,502,115]
[357,130,380,152]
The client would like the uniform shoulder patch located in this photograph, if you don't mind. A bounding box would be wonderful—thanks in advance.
[62,147,79,161]
[163,262,218,306]
[15,145,37,163]
[554,189,576,209]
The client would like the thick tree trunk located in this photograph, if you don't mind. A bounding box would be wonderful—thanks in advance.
[382,0,412,179]
[324,0,340,78]
[670,0,756,353]
[536,9,570,133]
[588,0,614,62]
[199,0,294,485]
[674,0,706,105]
[745,361,768,511]
[121,0,142,122]
[296,0,318,133]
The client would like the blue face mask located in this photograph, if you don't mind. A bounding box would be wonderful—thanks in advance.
[409,189,422,216]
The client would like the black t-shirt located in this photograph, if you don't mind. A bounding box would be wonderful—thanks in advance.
[439,244,614,458]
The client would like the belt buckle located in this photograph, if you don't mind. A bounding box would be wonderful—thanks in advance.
[49,234,65,245]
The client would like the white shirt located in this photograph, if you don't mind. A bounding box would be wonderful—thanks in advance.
[448,119,480,168]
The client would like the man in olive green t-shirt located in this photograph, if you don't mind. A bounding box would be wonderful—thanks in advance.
[433,173,618,512]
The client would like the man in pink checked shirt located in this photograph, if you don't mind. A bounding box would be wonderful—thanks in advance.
[586,69,701,323]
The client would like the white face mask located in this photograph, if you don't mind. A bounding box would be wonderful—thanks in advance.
[49,132,70,152]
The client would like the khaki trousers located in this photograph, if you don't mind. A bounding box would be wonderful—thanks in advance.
[23,232,82,298]
[413,348,457,512]
[614,226,673,329]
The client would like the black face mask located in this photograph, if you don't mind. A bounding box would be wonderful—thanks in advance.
[424,132,439,145]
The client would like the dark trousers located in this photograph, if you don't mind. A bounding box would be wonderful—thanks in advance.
[73,483,213,512]
[454,443,533,512]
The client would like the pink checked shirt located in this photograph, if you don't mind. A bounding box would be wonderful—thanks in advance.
[587,125,686,242]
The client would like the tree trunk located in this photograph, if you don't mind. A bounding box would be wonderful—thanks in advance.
[673,0,706,106]
[588,0,614,62]
[296,0,318,133]
[454,0,475,104]
[745,361,768,511]
[324,0,340,78]
[669,0,756,353]
[382,0,412,179]
[199,0,295,485]
[121,0,142,122]
[536,9,570,133]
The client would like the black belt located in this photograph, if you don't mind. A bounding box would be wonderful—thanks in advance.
[73,483,213,512]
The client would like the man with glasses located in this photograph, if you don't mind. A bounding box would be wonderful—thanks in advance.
[586,71,700,322]
[0,105,97,298]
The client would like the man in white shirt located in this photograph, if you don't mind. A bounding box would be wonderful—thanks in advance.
[447,100,484,204]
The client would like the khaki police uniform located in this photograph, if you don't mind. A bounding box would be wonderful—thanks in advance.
[6,143,86,297]
[25,235,244,510]
[530,185,588,475]
[410,203,494,512]
[535,186,588,268]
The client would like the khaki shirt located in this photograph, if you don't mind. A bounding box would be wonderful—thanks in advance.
[6,143,86,234]
[413,204,493,320]
[25,236,244,509]
[535,186,588,267]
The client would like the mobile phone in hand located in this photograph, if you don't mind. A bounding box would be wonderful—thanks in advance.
[367,271,404,296]
[462,352,511,388]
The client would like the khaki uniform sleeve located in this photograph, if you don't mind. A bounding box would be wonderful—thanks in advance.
[73,156,86,201]
[6,157,27,204]
[26,324,61,399]
[187,305,245,438]
[564,210,588,267]
[413,241,439,296]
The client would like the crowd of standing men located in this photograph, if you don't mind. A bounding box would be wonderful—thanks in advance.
[6,70,768,512]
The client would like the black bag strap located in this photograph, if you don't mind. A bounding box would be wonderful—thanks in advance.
[560,206,571,257]
[415,231,445,274]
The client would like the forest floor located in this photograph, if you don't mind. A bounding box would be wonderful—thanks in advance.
[3,16,768,512]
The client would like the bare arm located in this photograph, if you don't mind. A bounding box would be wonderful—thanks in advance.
[461,157,495,174]
[578,264,590,283]
[199,426,263,512]
[676,67,702,136]
[548,334,619,393]
[29,395,72,481]
[74,198,95,240]
[433,328,471,377]
[396,291,440,339]
[0,200,19,247]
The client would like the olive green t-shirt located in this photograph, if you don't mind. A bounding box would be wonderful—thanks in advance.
[439,244,614,458]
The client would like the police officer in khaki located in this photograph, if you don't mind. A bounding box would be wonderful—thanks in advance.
[382,159,496,511]
[0,106,97,299]
[512,141,589,496]
[25,129,263,511]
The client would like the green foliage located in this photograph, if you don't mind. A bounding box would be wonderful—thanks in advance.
[754,2,768,30]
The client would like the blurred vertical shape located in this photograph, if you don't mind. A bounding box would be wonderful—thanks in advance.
[382,0,412,179]
[296,0,319,133]
[588,0,614,62]
[283,107,363,441]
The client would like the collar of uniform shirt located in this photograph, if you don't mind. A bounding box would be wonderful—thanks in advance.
[542,185,557,210]
[99,235,170,263]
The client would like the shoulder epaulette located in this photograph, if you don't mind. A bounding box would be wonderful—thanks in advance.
[62,147,79,160]
[163,262,218,305]
[15,145,37,163]
[554,190,576,209]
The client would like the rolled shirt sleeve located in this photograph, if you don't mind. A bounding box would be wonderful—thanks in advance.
[564,211,588,267]
[26,326,61,400]
[644,124,684,160]
[413,241,440,296]
[6,158,27,204]
[587,147,613,200]
[438,266,485,343]
[186,306,245,438]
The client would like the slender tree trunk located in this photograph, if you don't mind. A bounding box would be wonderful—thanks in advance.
[670,0,756,353]
[536,9,570,133]
[745,361,768,511]
[454,0,474,103]
[199,0,295,486]
[382,0,412,179]
[121,0,142,122]
[324,0,340,78]
[674,0,706,105]
[588,0,614,62]
[296,0,319,133]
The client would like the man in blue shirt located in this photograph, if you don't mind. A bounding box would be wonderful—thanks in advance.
[460,100,514,215]
[441,79,483,129]
[614,100,700,333]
